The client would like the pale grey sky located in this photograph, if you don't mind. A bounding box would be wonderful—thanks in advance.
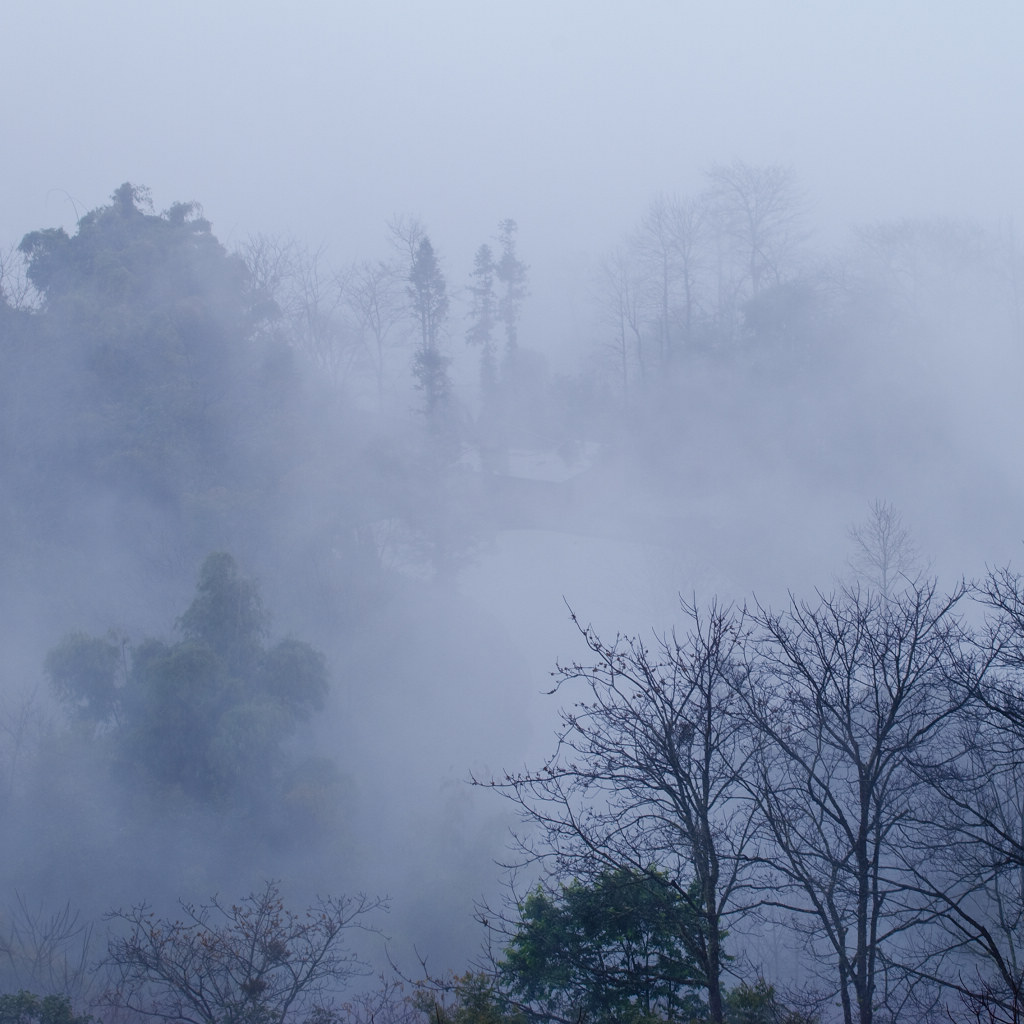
[4,1,1021,277]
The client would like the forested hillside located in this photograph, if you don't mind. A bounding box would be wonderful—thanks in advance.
[1,174,1023,1024]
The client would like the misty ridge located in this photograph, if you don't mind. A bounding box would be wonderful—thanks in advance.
[0,164,1023,1024]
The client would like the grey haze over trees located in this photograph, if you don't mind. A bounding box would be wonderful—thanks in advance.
[45,553,336,837]
[595,161,808,394]
[407,235,452,423]
[846,500,922,597]
[2,162,1024,1024]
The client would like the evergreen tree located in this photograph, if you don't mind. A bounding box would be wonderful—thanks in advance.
[407,237,451,416]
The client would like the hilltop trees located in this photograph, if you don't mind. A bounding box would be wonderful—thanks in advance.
[494,220,528,368]
[17,184,263,500]
[466,244,498,396]
[4,183,332,590]
[407,236,451,419]
[594,162,809,389]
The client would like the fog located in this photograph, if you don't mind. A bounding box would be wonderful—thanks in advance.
[2,2,1024,1021]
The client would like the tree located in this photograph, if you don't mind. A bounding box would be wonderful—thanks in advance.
[288,246,357,388]
[499,868,707,1024]
[346,258,406,409]
[494,221,528,367]
[45,553,330,812]
[705,162,806,344]
[747,580,971,1024]
[706,161,806,301]
[15,183,283,517]
[722,979,817,1024]
[897,567,1024,1024]
[595,246,647,397]
[466,244,498,396]
[0,897,99,1007]
[411,972,524,1024]
[846,500,922,598]
[479,600,759,1024]
[103,881,382,1024]
[631,195,709,368]
[407,237,451,418]
[0,992,91,1024]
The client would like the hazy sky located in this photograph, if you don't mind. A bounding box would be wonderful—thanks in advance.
[4,1,1022,270]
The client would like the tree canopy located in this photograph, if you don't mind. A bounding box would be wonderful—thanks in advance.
[45,553,330,812]
[500,868,707,1024]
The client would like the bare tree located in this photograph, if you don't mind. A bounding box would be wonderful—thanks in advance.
[344,258,407,409]
[847,500,922,598]
[899,568,1024,1023]
[0,686,45,806]
[747,580,971,1024]
[0,895,99,1006]
[290,245,358,387]
[0,243,36,311]
[103,881,384,1024]
[632,194,710,368]
[595,246,648,397]
[478,599,760,1024]
[239,236,361,388]
[704,162,807,346]
[904,684,1024,1024]
[706,161,806,302]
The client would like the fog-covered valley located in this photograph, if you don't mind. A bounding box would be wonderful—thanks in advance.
[3,5,1024,1024]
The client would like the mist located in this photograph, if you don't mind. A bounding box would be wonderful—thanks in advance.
[2,4,1024,1023]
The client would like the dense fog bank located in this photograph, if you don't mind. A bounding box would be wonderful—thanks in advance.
[0,165,1022,1024]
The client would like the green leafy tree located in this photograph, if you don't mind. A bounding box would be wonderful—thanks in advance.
[415,972,524,1024]
[723,980,817,1024]
[499,868,708,1024]
[0,992,91,1024]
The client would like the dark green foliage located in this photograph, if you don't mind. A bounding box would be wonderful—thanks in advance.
[14,183,284,527]
[723,980,817,1024]
[46,553,329,810]
[176,551,269,668]
[417,973,525,1024]
[500,868,707,1024]
[43,632,122,723]
[0,992,91,1024]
